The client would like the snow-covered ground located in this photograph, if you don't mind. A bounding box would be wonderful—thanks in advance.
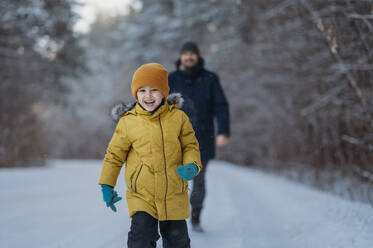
[0,160,372,248]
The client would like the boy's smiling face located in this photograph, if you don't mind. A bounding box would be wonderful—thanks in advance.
[137,86,164,112]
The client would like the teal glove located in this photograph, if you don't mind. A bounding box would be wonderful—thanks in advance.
[177,163,199,181]
[101,184,122,212]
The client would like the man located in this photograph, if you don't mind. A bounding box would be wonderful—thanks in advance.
[168,41,230,232]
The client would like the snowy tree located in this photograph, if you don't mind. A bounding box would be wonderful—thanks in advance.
[0,0,84,167]
[44,0,373,202]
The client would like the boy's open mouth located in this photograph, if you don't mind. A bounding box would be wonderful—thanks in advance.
[144,100,155,106]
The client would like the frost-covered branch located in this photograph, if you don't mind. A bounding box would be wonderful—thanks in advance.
[342,135,373,151]
[300,84,346,116]
[300,0,368,110]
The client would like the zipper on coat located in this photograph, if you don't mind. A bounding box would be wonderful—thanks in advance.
[133,164,143,193]
[159,115,168,219]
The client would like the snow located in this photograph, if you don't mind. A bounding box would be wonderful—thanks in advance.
[0,159,372,248]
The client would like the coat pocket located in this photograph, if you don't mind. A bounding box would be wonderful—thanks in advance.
[180,178,185,193]
[126,163,143,193]
[132,164,143,193]
[179,176,189,193]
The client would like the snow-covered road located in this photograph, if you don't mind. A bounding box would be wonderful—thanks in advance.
[0,160,372,248]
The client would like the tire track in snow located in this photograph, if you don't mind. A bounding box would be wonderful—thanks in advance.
[190,164,245,248]
[190,161,297,248]
[1,160,372,248]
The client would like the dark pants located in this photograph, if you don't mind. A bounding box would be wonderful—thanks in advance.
[127,212,191,248]
[190,160,209,223]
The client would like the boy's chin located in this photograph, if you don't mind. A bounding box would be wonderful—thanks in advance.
[145,107,156,111]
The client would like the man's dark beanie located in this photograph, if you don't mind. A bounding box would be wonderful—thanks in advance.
[180,41,200,56]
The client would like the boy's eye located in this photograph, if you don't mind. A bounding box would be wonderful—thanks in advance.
[139,89,145,92]
[151,89,158,92]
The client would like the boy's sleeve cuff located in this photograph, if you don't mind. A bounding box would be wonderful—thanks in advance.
[193,161,202,173]
[101,184,113,190]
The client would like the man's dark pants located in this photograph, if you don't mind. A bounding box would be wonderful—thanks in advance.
[127,212,191,248]
[190,160,209,224]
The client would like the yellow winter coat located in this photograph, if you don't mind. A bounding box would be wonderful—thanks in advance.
[99,94,202,221]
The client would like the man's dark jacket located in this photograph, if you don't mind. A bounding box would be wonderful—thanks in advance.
[168,58,230,162]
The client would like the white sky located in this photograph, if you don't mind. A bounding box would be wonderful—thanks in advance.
[74,0,132,33]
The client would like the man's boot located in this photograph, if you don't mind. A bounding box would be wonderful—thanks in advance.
[191,208,204,232]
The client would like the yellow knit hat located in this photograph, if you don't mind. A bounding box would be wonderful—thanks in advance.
[131,63,169,99]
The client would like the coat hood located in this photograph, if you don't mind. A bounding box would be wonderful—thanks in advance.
[111,92,184,122]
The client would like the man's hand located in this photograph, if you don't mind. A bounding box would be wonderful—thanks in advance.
[216,134,229,147]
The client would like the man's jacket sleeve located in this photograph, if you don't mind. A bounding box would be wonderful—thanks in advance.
[179,112,202,172]
[99,118,131,187]
[212,75,230,136]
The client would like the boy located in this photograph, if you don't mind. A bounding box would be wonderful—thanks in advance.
[98,63,202,248]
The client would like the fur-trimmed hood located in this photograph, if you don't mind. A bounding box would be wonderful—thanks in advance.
[111,92,184,122]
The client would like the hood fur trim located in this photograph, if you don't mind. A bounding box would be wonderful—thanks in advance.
[111,102,135,122]
[166,92,184,108]
[111,92,184,121]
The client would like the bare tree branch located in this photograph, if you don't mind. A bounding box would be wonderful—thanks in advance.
[301,84,346,116]
[342,135,373,151]
[300,0,369,111]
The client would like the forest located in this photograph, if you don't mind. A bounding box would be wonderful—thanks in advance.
[1,0,373,203]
